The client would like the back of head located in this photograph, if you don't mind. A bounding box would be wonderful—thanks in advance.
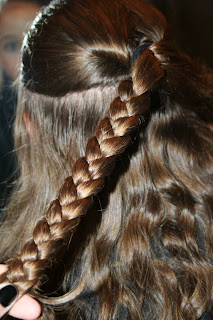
[1,1,213,319]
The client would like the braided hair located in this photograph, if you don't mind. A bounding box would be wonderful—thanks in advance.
[0,0,213,319]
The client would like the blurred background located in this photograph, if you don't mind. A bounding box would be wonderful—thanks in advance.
[148,0,213,68]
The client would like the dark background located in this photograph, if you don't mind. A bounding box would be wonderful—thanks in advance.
[148,0,213,68]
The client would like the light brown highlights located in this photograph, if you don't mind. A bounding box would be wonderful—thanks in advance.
[0,1,213,319]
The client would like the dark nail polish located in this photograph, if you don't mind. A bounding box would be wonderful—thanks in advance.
[0,285,17,307]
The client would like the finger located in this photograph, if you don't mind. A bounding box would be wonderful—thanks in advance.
[0,285,41,320]
[9,294,41,320]
[0,284,18,318]
[0,265,17,318]
[0,264,41,319]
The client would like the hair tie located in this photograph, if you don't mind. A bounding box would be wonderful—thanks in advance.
[131,42,153,66]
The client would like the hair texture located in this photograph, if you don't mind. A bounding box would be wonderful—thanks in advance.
[0,0,213,319]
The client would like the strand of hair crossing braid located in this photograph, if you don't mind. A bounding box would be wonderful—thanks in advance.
[0,46,164,313]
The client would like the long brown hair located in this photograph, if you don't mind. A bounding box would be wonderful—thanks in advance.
[0,0,213,319]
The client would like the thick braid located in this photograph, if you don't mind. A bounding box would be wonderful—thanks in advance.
[0,49,164,305]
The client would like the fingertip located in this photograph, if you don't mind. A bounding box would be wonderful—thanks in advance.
[9,295,41,320]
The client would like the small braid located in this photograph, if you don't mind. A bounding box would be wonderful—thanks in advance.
[0,49,164,303]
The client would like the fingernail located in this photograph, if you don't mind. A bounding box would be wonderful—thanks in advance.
[0,285,17,307]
